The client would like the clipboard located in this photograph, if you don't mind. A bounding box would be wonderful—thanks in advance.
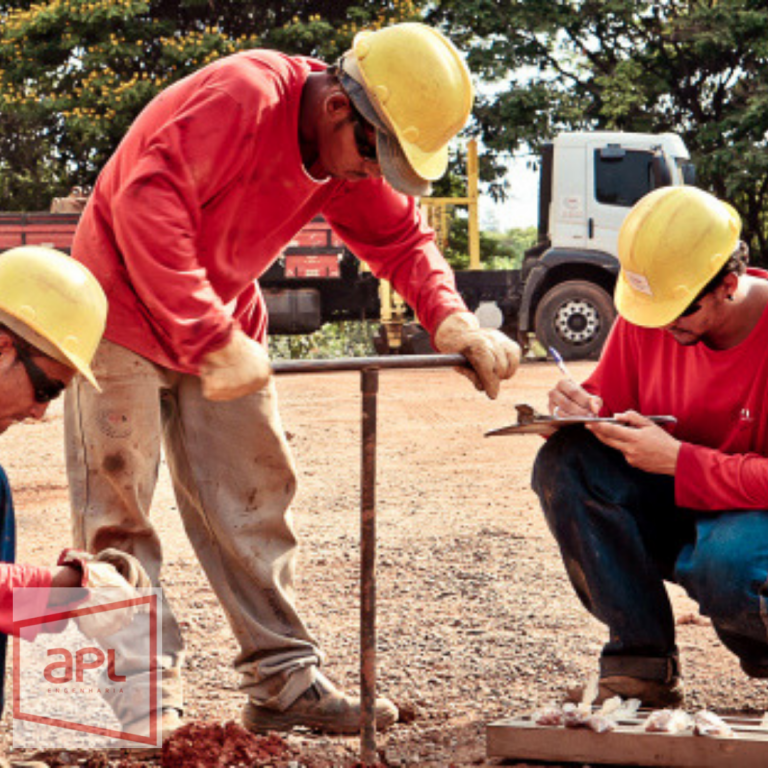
[485,414,677,437]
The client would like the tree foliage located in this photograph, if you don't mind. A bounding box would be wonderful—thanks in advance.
[427,0,768,260]
[0,0,419,209]
[2,0,768,265]
[442,216,536,271]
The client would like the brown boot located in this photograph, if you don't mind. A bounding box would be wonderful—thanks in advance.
[741,659,768,679]
[567,675,685,708]
[243,674,398,735]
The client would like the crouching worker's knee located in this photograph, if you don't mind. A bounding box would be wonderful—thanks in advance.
[532,426,597,499]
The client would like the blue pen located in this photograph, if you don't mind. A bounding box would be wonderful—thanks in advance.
[548,346,575,381]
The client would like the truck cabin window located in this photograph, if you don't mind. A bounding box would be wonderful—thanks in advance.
[594,149,655,207]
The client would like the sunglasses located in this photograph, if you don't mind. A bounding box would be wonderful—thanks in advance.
[13,342,67,403]
[350,105,378,162]
[677,242,748,320]
[677,298,704,318]
[677,282,714,319]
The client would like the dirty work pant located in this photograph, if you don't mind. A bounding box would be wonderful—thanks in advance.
[532,427,768,680]
[64,340,322,722]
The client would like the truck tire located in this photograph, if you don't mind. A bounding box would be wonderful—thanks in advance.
[534,280,616,361]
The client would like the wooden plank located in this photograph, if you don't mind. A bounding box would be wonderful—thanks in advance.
[487,714,768,767]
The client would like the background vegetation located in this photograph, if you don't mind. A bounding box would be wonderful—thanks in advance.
[2,0,767,262]
[429,0,768,261]
[267,320,379,359]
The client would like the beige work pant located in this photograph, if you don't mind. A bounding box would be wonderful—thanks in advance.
[64,341,322,721]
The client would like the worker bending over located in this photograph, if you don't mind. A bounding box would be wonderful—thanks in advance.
[66,21,520,739]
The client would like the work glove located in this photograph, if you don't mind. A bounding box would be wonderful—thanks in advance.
[199,329,272,402]
[434,311,521,400]
[57,548,151,639]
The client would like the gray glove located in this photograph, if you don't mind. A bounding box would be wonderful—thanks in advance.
[57,548,151,638]
[200,329,272,401]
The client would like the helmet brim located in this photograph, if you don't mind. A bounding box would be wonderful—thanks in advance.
[614,271,688,328]
[339,59,433,197]
[0,308,101,390]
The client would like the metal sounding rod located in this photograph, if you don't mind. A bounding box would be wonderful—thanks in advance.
[271,354,467,375]
[272,354,467,766]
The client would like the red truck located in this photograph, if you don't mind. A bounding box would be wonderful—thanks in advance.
[0,211,82,254]
[0,207,382,337]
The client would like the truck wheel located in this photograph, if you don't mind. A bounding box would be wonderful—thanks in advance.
[534,280,616,360]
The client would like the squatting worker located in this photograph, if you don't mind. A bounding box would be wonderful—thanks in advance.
[0,247,148,727]
[532,186,768,707]
[66,21,521,739]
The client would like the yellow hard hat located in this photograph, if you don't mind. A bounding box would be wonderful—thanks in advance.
[0,246,107,388]
[615,186,741,327]
[339,22,474,197]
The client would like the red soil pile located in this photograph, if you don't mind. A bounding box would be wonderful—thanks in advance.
[162,721,295,767]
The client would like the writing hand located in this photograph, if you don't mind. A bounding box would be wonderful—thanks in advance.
[548,378,603,418]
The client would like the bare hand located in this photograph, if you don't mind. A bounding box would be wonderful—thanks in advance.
[587,410,681,475]
[548,378,603,417]
[48,565,86,607]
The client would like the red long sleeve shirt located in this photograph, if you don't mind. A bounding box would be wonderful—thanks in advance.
[0,564,52,637]
[72,50,466,372]
[583,270,768,511]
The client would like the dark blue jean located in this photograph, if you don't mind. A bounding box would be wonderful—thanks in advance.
[532,427,768,678]
[0,463,16,716]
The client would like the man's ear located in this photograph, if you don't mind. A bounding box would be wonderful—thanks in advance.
[0,333,15,371]
[720,272,739,301]
[325,90,352,123]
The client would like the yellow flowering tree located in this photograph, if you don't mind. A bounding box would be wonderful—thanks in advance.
[0,0,423,209]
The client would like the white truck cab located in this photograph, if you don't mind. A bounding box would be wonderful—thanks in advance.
[519,131,694,359]
[550,131,692,257]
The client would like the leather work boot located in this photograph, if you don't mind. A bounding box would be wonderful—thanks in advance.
[243,675,399,735]
[567,675,685,708]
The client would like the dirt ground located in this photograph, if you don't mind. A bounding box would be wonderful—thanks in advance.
[1,359,766,767]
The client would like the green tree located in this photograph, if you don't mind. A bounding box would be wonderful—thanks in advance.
[0,0,421,209]
[428,0,768,262]
[444,217,536,270]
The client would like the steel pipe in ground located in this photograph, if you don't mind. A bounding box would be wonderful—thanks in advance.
[360,367,378,764]
[272,354,468,765]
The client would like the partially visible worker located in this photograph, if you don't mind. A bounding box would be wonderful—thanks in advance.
[66,21,521,740]
[0,246,149,728]
[532,186,768,706]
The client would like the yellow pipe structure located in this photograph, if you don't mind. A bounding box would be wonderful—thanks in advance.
[467,139,480,270]
[380,138,481,348]
[378,276,405,350]
[419,138,481,268]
